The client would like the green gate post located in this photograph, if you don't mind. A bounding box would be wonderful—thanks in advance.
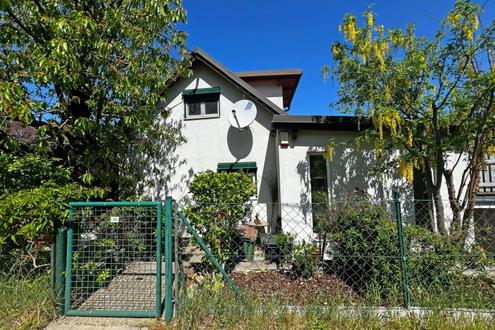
[64,207,74,314]
[173,202,180,314]
[156,202,163,318]
[164,197,174,322]
[393,191,410,309]
[54,224,66,315]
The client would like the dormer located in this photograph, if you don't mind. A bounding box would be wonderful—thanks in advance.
[236,69,302,111]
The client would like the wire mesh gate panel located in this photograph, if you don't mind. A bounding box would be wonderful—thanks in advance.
[64,201,164,317]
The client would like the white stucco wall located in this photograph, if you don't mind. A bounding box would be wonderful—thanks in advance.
[244,80,284,109]
[276,129,412,242]
[143,62,280,230]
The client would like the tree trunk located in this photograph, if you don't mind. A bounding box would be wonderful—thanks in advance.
[444,169,462,233]
[433,187,448,235]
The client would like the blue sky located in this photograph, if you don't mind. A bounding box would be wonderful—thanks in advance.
[181,0,495,115]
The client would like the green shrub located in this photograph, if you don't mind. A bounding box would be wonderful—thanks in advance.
[326,196,494,305]
[0,184,105,278]
[184,171,256,268]
[0,153,70,192]
[292,241,319,278]
[328,197,401,297]
[273,232,294,263]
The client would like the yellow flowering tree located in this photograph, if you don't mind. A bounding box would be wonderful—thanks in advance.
[325,1,495,237]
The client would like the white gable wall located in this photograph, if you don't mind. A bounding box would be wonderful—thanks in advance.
[144,62,280,228]
[244,80,284,109]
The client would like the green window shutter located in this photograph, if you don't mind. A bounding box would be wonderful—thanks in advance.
[183,87,220,104]
[217,162,257,172]
[182,87,220,96]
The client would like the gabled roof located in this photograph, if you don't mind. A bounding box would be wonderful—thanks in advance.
[192,48,286,115]
[236,69,303,108]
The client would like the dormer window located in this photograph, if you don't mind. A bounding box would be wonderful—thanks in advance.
[183,87,220,119]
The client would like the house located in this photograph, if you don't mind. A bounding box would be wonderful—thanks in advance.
[145,48,494,243]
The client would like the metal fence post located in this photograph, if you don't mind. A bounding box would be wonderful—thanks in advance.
[164,197,174,322]
[173,202,180,313]
[393,191,410,309]
[54,224,66,315]
[156,202,163,318]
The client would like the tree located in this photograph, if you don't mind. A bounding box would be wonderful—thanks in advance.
[0,0,190,197]
[325,0,495,238]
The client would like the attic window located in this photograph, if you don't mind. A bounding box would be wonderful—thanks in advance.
[183,87,220,119]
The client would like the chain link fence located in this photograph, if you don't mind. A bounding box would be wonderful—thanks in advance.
[174,196,495,309]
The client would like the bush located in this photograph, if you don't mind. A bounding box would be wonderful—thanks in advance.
[292,241,319,278]
[325,196,494,304]
[328,197,401,297]
[273,232,294,264]
[0,152,105,277]
[184,171,256,268]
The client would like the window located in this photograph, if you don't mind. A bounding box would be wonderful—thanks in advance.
[309,154,329,232]
[479,156,495,195]
[183,87,220,119]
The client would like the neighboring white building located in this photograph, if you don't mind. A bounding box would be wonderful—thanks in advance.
[144,48,494,242]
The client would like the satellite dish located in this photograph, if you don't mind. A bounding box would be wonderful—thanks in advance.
[228,100,257,130]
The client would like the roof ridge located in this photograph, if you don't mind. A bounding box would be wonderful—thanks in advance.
[192,48,286,115]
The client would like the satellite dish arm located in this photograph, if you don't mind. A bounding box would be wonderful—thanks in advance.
[232,109,241,129]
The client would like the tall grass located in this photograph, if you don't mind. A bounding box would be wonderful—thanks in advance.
[0,275,56,330]
[167,286,495,330]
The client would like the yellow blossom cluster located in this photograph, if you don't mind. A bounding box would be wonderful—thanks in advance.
[373,41,388,71]
[340,15,357,43]
[399,159,414,183]
[447,10,479,40]
[323,139,335,161]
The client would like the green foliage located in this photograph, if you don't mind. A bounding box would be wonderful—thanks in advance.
[326,196,494,305]
[0,182,104,247]
[0,152,104,276]
[0,152,70,192]
[0,0,190,196]
[185,171,256,266]
[292,241,319,279]
[273,232,294,263]
[327,0,495,235]
[328,198,401,297]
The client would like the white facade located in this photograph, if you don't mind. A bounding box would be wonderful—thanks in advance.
[144,49,491,241]
[276,129,411,241]
[144,60,279,229]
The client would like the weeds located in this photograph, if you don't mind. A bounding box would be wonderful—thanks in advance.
[0,275,56,330]
[167,286,495,330]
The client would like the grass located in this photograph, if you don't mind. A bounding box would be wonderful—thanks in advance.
[157,284,495,330]
[0,275,56,330]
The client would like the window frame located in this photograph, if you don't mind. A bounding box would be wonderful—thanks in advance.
[183,87,221,120]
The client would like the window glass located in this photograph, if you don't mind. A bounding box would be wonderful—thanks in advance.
[187,102,202,116]
[204,100,218,115]
[183,89,220,118]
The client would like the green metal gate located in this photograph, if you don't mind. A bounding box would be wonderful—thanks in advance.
[63,201,167,318]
